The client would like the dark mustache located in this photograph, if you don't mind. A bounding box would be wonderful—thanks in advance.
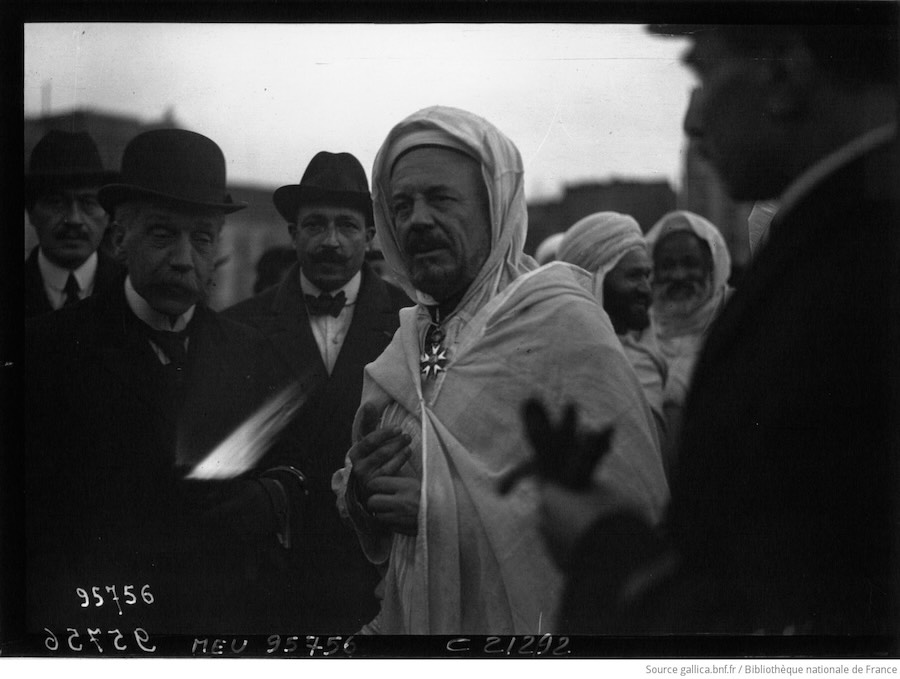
[660,280,703,294]
[405,234,451,254]
[53,223,89,240]
[630,291,652,305]
[309,250,348,265]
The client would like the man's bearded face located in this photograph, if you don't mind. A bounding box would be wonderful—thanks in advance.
[603,248,653,333]
[389,146,492,303]
[651,230,714,318]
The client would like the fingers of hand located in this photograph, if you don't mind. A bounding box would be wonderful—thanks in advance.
[358,403,381,437]
[367,475,420,497]
[349,426,407,465]
[359,433,410,476]
[367,477,420,522]
[375,444,411,477]
[367,486,420,536]
[522,398,553,455]
[522,398,581,481]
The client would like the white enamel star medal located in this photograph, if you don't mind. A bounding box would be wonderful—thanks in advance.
[420,342,448,379]
[420,316,448,379]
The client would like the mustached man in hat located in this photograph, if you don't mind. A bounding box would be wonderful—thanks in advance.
[24,129,309,636]
[225,151,409,633]
[24,130,123,319]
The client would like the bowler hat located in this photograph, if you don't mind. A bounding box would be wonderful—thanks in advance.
[25,130,118,199]
[98,129,246,214]
[273,151,373,226]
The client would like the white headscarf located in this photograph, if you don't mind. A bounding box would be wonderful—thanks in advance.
[371,105,538,317]
[557,211,648,303]
[534,232,565,265]
[646,210,732,341]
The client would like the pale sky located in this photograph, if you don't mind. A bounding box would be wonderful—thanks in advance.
[24,23,695,200]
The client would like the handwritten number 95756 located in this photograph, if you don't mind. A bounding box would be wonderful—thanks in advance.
[266,635,356,657]
[44,627,156,653]
[75,584,154,616]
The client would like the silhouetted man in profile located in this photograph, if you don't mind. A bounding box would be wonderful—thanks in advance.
[531,21,899,643]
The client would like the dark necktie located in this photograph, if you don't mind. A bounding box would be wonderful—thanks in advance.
[305,290,346,317]
[62,273,81,308]
[146,328,189,368]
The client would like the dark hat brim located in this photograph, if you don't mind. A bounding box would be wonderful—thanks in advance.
[273,185,374,225]
[25,170,120,192]
[98,183,247,215]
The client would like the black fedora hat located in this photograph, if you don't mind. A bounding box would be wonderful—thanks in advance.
[98,129,246,214]
[273,151,373,226]
[25,130,118,196]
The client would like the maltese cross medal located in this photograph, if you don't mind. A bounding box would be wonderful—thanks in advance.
[420,342,448,379]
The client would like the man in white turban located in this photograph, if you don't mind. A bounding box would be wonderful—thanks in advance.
[557,212,668,446]
[646,210,732,455]
[332,106,668,635]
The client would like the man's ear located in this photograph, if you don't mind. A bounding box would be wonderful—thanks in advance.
[365,226,376,246]
[287,222,297,240]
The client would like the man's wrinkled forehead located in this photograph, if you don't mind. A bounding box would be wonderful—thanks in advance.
[387,130,479,177]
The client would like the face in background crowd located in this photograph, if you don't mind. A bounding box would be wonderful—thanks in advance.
[290,204,372,292]
[603,248,653,333]
[389,146,492,303]
[28,184,109,269]
[651,229,713,318]
[114,201,224,317]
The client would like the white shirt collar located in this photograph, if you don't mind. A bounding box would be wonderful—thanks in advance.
[38,249,98,294]
[299,269,362,305]
[124,275,196,332]
[777,123,897,220]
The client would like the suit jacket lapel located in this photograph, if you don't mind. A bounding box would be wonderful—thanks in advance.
[24,247,53,318]
[269,263,329,389]
[88,283,184,437]
[331,263,399,381]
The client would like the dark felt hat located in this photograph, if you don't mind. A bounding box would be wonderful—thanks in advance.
[273,151,373,226]
[25,130,118,197]
[98,129,246,214]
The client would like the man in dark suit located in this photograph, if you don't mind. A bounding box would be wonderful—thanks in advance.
[24,130,123,319]
[225,151,409,633]
[528,20,899,645]
[24,129,307,637]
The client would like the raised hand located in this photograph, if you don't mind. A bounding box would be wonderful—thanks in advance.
[498,398,614,494]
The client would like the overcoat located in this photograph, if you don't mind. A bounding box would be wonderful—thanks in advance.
[225,261,409,632]
[24,277,302,636]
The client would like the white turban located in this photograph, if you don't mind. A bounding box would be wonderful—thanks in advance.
[557,211,647,280]
[557,211,648,304]
[534,232,565,265]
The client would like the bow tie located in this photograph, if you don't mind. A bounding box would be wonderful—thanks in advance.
[305,290,347,317]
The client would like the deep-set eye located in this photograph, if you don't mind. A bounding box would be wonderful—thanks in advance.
[300,219,327,234]
[78,196,103,214]
[391,199,411,218]
[192,231,215,246]
[148,226,173,240]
